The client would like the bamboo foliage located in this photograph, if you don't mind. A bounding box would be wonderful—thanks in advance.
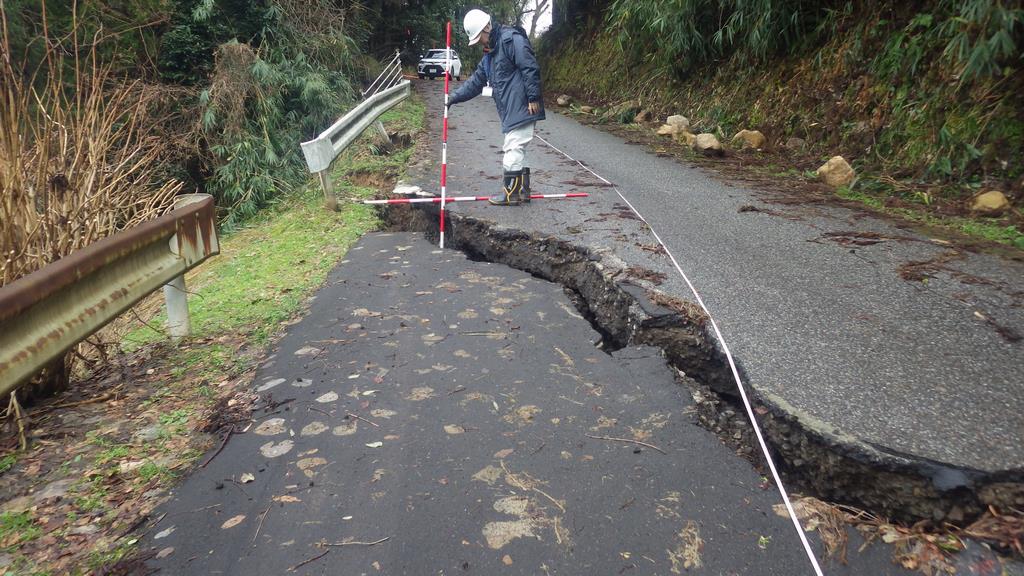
[0,2,180,287]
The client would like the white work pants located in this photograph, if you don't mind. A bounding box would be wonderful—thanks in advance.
[502,122,535,172]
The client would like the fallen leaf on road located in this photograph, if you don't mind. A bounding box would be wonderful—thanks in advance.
[493,448,514,459]
[294,346,322,356]
[257,378,286,392]
[297,457,328,478]
[333,422,358,436]
[362,390,378,396]
[260,440,294,458]
[156,547,174,559]
[365,442,383,448]
[221,515,246,529]
[472,465,502,485]
[421,333,445,345]
[504,405,540,425]
[240,473,255,484]
[273,495,301,503]
[301,422,329,436]
[406,387,436,401]
[254,418,287,436]
[502,555,513,566]
[316,392,339,403]
[444,424,465,435]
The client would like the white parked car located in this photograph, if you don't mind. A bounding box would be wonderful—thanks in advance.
[417,49,461,80]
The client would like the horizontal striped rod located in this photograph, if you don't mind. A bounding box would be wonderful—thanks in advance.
[363,193,589,205]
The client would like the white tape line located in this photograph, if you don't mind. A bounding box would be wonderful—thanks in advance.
[536,133,825,576]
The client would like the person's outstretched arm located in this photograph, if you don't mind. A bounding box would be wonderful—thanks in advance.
[449,57,488,106]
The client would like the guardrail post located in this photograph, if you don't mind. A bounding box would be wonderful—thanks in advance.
[163,275,190,341]
[374,121,391,145]
[162,194,208,341]
[318,171,338,212]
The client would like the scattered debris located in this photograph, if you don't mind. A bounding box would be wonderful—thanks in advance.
[346,413,381,427]
[625,265,668,286]
[288,549,330,572]
[320,536,391,547]
[667,521,704,572]
[585,433,667,454]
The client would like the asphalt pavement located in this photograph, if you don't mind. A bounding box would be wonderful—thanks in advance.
[143,232,907,575]
[416,79,1024,476]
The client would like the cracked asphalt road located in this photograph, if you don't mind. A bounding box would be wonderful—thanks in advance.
[414,79,1024,475]
[143,233,907,575]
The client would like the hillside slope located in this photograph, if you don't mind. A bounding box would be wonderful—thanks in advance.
[538,1,1023,247]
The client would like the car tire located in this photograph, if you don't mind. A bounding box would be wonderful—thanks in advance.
[455,75,461,81]
[418,74,424,79]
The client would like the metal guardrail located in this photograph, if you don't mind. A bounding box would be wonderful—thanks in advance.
[0,194,220,396]
[300,52,411,209]
[362,51,404,99]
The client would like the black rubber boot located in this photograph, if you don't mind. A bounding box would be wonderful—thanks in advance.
[489,170,523,206]
[520,167,531,203]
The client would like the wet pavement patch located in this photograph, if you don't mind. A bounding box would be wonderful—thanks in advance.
[141,232,909,574]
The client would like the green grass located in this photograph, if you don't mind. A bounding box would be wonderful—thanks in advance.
[72,477,108,513]
[123,97,424,351]
[837,187,1024,248]
[0,454,16,475]
[158,409,190,428]
[137,462,172,483]
[0,511,41,549]
[83,539,136,573]
[94,445,130,465]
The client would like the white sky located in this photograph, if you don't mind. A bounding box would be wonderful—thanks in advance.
[522,0,552,36]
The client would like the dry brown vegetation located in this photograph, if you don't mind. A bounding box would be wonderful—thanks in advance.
[0,5,185,402]
[0,13,180,287]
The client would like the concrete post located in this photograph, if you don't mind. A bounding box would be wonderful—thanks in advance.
[163,194,208,341]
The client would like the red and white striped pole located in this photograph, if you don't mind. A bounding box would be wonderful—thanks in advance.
[440,21,452,249]
[363,193,589,205]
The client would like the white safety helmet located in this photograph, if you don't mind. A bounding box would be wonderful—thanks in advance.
[464,9,490,46]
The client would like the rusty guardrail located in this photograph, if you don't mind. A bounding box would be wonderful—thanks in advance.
[0,194,219,397]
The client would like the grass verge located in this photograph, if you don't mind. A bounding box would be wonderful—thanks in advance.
[0,95,424,575]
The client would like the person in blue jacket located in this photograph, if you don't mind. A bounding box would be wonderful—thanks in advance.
[448,8,545,206]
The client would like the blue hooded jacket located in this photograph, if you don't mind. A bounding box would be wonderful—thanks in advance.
[448,23,545,133]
